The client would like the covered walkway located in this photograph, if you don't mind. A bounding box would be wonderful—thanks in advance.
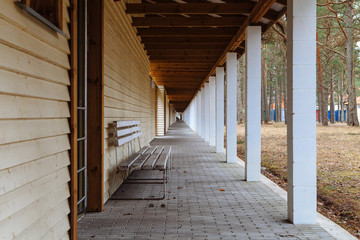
[77,122,333,240]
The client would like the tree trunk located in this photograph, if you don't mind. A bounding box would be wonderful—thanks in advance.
[282,50,287,124]
[317,32,325,125]
[237,60,243,123]
[345,1,359,126]
[263,48,270,123]
[330,69,335,124]
[274,76,279,122]
[275,81,281,122]
[322,86,329,126]
[318,93,322,123]
[341,71,345,122]
[273,43,280,122]
[242,57,246,122]
[269,81,273,121]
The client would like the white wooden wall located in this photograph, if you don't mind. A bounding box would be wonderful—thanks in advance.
[156,86,166,136]
[103,0,156,202]
[0,0,71,239]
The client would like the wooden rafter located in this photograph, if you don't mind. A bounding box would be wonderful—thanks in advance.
[144,43,227,50]
[149,56,219,61]
[147,49,223,56]
[120,0,286,111]
[141,36,232,44]
[137,27,239,37]
[126,3,255,14]
[132,16,247,27]
[200,0,276,90]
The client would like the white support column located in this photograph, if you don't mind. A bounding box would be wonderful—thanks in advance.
[216,67,225,153]
[194,94,198,133]
[192,97,197,132]
[245,26,262,181]
[204,82,210,142]
[287,0,317,224]
[156,86,165,136]
[197,92,201,135]
[226,52,237,163]
[209,76,216,146]
[201,86,206,139]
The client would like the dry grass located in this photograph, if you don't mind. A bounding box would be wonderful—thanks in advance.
[236,122,360,238]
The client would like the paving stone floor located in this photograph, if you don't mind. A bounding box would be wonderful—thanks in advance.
[78,122,334,240]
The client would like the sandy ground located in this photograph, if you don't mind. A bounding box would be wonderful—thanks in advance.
[236,122,360,238]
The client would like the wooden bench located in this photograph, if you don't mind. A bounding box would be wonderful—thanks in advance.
[112,120,171,200]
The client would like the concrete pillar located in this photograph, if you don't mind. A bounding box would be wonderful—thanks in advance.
[287,0,317,224]
[209,77,216,146]
[201,87,206,139]
[204,82,210,142]
[245,26,262,181]
[226,52,237,163]
[216,67,225,153]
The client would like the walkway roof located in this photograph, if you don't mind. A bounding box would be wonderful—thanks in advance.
[123,0,287,112]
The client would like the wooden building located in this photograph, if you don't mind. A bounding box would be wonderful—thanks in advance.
[0,0,323,239]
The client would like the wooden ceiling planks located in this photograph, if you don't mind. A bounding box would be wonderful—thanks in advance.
[120,0,286,112]
[137,27,239,37]
[126,3,255,14]
[132,16,247,27]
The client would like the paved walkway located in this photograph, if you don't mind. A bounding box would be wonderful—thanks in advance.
[78,122,334,240]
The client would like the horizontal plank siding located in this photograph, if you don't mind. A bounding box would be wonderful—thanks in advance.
[103,0,155,202]
[0,1,71,239]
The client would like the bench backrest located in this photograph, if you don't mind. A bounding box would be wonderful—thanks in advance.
[113,120,142,147]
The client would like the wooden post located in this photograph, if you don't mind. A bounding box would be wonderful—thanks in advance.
[87,0,104,212]
[57,0,64,30]
[70,0,78,239]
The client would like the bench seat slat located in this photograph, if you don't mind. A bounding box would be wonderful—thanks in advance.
[142,146,164,170]
[115,132,142,146]
[154,146,171,170]
[118,146,150,170]
[131,146,158,170]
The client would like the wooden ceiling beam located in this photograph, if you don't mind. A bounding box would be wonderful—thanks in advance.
[156,81,203,84]
[132,16,246,27]
[144,43,227,50]
[151,72,208,77]
[126,3,255,14]
[151,68,212,73]
[169,100,189,104]
[263,7,287,32]
[137,27,238,37]
[263,9,281,22]
[166,89,197,95]
[141,36,231,44]
[159,84,200,88]
[154,76,203,80]
[156,80,201,84]
[150,56,218,61]
[148,50,223,56]
[276,0,287,6]
[167,95,193,99]
[150,62,213,68]
[200,0,276,90]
